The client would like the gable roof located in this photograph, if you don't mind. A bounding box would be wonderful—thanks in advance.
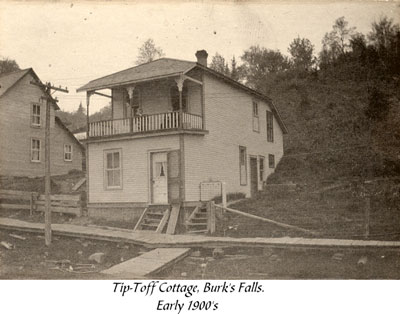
[55,116,85,150]
[0,68,33,98]
[77,58,288,134]
[0,68,60,110]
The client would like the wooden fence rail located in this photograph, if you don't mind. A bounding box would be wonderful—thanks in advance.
[0,189,82,217]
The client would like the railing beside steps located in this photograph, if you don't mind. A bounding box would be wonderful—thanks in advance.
[89,112,203,138]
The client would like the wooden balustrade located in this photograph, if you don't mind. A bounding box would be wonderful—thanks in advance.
[89,112,203,138]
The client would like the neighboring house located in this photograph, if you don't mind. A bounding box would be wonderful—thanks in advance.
[77,50,287,217]
[0,68,84,177]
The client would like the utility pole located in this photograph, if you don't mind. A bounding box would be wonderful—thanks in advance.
[31,81,68,246]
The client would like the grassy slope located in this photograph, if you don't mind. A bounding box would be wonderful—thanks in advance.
[267,76,399,183]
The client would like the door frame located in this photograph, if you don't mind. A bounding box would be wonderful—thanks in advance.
[149,151,169,204]
[249,156,259,197]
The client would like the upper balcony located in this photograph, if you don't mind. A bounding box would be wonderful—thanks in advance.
[89,111,203,139]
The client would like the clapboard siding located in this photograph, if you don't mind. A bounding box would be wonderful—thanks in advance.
[88,135,180,203]
[0,72,83,177]
[184,73,284,201]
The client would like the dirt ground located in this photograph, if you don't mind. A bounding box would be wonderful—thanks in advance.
[1,230,400,279]
[0,230,143,279]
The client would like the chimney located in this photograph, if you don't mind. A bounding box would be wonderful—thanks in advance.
[195,50,208,67]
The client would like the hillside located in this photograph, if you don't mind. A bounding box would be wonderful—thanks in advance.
[266,75,400,184]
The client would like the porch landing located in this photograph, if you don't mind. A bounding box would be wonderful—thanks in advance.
[1,217,400,250]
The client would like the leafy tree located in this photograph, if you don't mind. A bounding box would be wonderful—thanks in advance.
[240,46,290,89]
[209,53,230,76]
[288,37,315,72]
[135,39,165,65]
[368,16,400,52]
[320,17,356,66]
[0,57,20,75]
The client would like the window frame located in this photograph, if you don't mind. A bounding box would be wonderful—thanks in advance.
[31,138,41,162]
[268,154,275,169]
[64,144,73,162]
[31,103,41,127]
[239,146,247,186]
[252,101,260,132]
[266,110,274,142]
[259,155,265,182]
[104,149,123,190]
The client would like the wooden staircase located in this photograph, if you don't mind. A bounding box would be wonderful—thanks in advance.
[185,203,209,234]
[133,205,170,233]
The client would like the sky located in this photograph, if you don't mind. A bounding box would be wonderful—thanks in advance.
[0,0,399,113]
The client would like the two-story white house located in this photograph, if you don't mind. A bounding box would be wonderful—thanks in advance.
[77,50,287,224]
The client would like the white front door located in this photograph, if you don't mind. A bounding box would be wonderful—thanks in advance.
[151,152,168,204]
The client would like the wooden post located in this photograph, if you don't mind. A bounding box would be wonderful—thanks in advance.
[44,89,51,246]
[86,92,91,207]
[29,192,34,216]
[221,182,227,208]
[209,201,216,234]
[365,196,370,239]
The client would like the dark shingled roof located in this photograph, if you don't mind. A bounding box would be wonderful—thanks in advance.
[77,58,196,92]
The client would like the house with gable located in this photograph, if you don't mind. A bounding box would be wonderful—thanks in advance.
[0,68,84,178]
[77,50,287,230]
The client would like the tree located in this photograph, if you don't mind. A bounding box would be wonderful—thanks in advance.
[209,53,230,76]
[135,39,165,65]
[240,45,290,89]
[365,87,389,122]
[288,37,315,72]
[368,16,400,52]
[230,56,240,81]
[0,57,20,75]
[320,17,356,66]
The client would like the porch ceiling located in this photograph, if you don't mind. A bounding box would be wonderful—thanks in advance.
[76,58,196,92]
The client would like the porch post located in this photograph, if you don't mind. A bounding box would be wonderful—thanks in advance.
[175,76,186,207]
[126,86,135,133]
[175,76,185,129]
[86,91,91,205]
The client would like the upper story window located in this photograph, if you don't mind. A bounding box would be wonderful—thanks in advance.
[266,110,274,142]
[64,144,72,161]
[105,149,122,189]
[170,86,188,112]
[31,103,41,127]
[239,146,247,185]
[252,101,259,132]
[31,138,41,162]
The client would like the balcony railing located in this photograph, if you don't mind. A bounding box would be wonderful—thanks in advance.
[89,112,203,138]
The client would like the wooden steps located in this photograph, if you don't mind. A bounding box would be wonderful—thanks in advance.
[134,205,170,233]
[186,203,209,234]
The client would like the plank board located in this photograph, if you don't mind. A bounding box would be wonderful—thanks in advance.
[0,204,31,210]
[101,248,191,277]
[166,204,180,235]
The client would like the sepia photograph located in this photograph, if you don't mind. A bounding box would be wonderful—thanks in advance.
[0,0,400,282]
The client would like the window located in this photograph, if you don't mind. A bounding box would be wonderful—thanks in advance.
[259,156,265,181]
[64,144,72,161]
[170,86,188,112]
[31,104,41,126]
[31,139,41,162]
[239,146,247,185]
[252,101,259,132]
[105,150,122,188]
[268,154,275,168]
[266,110,274,142]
